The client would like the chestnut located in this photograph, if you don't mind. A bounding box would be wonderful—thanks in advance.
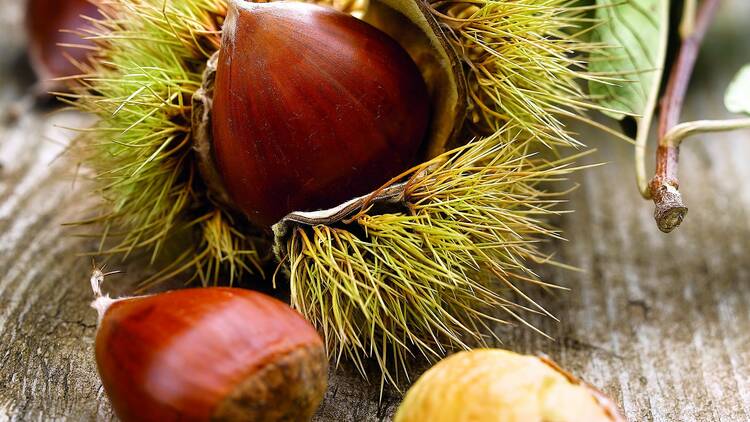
[93,286,328,421]
[394,349,625,422]
[211,1,431,227]
[25,0,101,87]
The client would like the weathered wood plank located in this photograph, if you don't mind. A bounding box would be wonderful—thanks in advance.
[1,1,749,421]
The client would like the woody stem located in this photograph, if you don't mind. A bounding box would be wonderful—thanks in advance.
[649,0,721,233]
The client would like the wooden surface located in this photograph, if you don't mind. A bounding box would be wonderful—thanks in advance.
[2,1,750,421]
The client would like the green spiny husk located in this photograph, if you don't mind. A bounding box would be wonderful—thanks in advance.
[65,0,267,287]
[426,0,599,146]
[66,0,599,382]
[283,131,586,385]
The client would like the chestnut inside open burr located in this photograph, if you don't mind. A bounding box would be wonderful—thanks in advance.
[209,1,431,227]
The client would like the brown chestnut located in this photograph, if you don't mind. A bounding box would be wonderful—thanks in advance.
[93,287,327,421]
[25,0,101,86]
[211,1,431,227]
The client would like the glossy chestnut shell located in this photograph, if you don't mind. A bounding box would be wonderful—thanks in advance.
[25,0,100,85]
[211,1,431,227]
[95,288,327,421]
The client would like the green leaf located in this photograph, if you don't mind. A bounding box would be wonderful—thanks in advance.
[725,65,750,115]
[588,0,670,121]
[588,0,670,197]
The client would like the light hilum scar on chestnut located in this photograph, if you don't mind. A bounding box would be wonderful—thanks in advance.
[210,0,431,227]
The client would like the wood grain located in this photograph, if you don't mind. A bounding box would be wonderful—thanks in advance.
[1,1,749,421]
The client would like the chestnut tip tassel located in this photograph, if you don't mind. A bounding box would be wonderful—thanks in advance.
[93,287,328,422]
[212,1,431,227]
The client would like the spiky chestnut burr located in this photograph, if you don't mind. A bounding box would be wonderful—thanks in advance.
[210,1,430,227]
[90,270,327,422]
[69,0,598,384]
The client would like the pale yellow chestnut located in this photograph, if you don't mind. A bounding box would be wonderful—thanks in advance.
[394,349,624,422]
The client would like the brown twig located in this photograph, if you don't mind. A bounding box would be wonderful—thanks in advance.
[649,0,721,233]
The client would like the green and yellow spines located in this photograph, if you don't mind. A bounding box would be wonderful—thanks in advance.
[67,0,266,286]
[68,0,598,383]
[285,132,587,384]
